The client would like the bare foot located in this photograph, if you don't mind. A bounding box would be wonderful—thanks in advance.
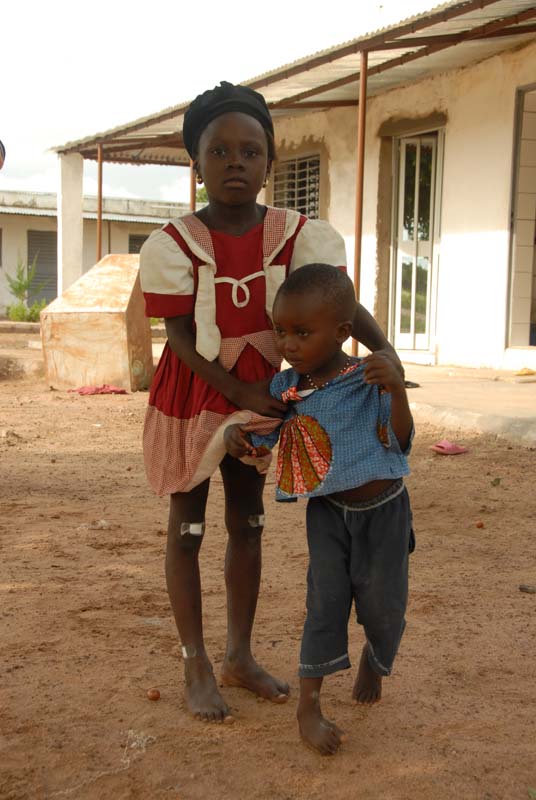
[184,655,235,723]
[221,654,289,703]
[297,701,345,756]
[352,644,382,704]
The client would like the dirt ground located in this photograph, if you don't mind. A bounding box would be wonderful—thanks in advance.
[1,375,536,800]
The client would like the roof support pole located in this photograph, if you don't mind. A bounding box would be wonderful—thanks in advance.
[189,161,196,212]
[97,144,103,262]
[353,50,368,356]
[57,153,84,295]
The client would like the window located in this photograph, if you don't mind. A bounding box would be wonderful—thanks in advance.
[128,234,149,254]
[273,155,320,219]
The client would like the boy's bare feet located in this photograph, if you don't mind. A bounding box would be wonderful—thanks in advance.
[221,654,289,703]
[352,644,382,704]
[185,655,234,723]
[297,695,345,756]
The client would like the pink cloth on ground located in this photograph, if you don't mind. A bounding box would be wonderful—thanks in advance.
[69,385,128,395]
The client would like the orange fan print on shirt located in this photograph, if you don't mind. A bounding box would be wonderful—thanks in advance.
[277,414,332,495]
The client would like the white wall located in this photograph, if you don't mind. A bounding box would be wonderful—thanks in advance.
[274,38,536,369]
[273,105,358,263]
[82,220,160,272]
[364,40,536,368]
[0,214,57,312]
[0,215,161,313]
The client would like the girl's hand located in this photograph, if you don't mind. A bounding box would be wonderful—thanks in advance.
[224,425,254,458]
[363,352,406,394]
[234,379,287,418]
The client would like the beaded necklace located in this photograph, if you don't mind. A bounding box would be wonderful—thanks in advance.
[305,356,353,391]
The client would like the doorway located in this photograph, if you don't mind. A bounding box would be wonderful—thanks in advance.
[392,134,441,353]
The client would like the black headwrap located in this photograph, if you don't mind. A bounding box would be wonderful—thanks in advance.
[183,81,274,158]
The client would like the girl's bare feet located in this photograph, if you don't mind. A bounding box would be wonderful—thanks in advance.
[352,644,382,704]
[185,654,234,723]
[297,693,345,756]
[221,654,289,702]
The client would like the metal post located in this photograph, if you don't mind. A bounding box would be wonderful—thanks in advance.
[353,50,368,356]
[97,144,103,262]
[189,161,196,212]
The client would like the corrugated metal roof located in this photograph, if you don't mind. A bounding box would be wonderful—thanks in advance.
[0,206,56,218]
[54,0,536,166]
[0,206,172,224]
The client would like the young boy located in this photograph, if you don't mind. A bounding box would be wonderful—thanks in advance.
[224,264,414,755]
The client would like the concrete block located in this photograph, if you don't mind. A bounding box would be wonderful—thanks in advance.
[40,254,153,391]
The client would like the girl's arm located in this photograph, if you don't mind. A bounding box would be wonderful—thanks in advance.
[362,352,413,451]
[165,315,287,418]
[352,304,403,376]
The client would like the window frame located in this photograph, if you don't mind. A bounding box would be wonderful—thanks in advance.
[271,153,322,219]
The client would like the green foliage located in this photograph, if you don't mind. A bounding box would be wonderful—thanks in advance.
[150,317,163,326]
[7,299,47,322]
[196,185,208,204]
[5,255,49,322]
[11,300,45,322]
[6,255,44,304]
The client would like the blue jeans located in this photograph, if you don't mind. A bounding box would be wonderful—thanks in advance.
[299,482,414,678]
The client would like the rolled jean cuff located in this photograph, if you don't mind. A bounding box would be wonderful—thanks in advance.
[366,634,403,677]
[298,652,351,678]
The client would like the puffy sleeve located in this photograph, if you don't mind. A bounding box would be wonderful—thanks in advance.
[289,218,347,273]
[139,227,195,318]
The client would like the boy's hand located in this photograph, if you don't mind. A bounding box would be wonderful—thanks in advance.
[224,424,255,458]
[363,352,406,394]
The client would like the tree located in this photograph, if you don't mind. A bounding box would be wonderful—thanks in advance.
[196,185,208,204]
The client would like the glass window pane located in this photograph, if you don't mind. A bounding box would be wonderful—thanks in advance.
[402,145,416,241]
[415,256,430,334]
[401,258,413,333]
[418,144,433,242]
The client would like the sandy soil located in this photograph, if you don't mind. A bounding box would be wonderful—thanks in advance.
[1,376,536,800]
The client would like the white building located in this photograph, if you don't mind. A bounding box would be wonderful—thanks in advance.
[54,0,536,369]
[0,191,188,313]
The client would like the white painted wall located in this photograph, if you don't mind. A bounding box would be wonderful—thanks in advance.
[82,220,159,272]
[0,214,57,312]
[273,38,536,369]
[0,215,161,313]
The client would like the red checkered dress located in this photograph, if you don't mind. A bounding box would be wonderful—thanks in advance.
[139,207,347,495]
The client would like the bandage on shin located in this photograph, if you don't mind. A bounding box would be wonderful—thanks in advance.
[248,514,265,528]
[180,522,205,537]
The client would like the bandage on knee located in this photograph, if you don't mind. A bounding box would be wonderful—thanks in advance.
[180,522,205,537]
[247,514,265,528]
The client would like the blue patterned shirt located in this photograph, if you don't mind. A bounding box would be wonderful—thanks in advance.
[250,359,412,501]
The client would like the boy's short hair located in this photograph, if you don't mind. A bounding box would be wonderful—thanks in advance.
[276,263,356,321]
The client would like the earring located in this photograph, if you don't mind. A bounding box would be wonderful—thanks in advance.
[196,174,203,185]
[263,174,270,188]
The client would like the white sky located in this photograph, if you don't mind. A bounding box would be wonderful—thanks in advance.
[0,0,436,202]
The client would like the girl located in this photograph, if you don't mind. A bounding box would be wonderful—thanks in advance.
[139,81,398,723]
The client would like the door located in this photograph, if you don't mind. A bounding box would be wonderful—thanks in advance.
[393,136,437,350]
